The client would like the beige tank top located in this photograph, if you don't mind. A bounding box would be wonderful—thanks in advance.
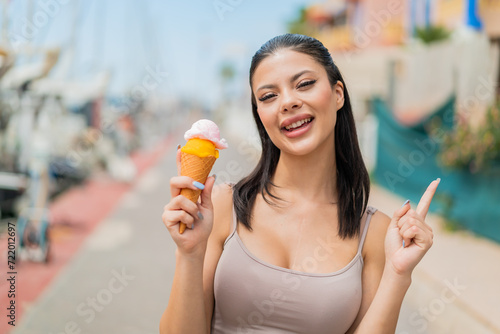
[211,203,377,334]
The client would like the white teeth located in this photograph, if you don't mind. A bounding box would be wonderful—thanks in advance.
[285,117,311,130]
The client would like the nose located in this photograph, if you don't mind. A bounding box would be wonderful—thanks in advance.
[281,89,302,112]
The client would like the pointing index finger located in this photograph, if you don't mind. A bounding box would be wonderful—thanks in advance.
[416,178,441,218]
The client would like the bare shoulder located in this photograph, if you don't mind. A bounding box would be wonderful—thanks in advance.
[362,209,391,260]
[369,209,391,236]
[210,183,234,243]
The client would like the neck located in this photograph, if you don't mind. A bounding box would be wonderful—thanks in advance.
[271,137,338,204]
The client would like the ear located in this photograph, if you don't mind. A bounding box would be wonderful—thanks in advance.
[334,80,345,110]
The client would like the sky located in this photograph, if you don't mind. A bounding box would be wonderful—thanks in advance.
[4,0,320,105]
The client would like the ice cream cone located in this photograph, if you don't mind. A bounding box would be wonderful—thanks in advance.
[177,119,227,234]
[179,152,217,233]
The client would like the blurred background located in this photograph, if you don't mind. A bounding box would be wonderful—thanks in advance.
[0,0,499,333]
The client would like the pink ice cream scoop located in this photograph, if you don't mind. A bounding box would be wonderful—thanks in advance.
[184,119,228,149]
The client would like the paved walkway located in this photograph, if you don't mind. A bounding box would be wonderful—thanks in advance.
[6,131,500,334]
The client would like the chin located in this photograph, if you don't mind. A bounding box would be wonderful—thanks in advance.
[280,142,316,156]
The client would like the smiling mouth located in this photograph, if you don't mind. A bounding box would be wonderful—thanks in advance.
[283,117,314,131]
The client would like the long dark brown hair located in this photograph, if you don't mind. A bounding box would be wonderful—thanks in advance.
[232,34,370,239]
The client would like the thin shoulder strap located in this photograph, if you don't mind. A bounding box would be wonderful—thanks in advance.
[357,206,377,254]
[231,201,238,234]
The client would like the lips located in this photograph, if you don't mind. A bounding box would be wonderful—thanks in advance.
[281,117,314,138]
[283,117,313,131]
[280,114,315,131]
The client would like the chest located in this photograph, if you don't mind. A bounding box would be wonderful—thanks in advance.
[238,198,359,274]
[212,232,363,334]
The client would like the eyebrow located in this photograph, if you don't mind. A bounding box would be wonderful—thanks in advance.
[256,70,314,92]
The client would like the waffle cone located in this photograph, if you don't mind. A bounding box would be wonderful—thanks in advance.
[179,152,217,233]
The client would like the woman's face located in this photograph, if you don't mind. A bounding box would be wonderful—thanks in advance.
[252,49,344,156]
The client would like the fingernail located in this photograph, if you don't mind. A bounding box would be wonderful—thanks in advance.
[197,211,204,220]
[436,177,441,183]
[212,174,217,181]
[402,240,406,248]
[191,223,195,229]
[193,181,205,190]
[401,199,410,208]
[177,144,181,150]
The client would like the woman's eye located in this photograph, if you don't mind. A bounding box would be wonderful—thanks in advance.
[258,93,276,102]
[297,80,316,89]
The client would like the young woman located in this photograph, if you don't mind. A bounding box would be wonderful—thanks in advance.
[160,34,439,334]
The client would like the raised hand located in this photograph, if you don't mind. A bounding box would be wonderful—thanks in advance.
[385,178,441,276]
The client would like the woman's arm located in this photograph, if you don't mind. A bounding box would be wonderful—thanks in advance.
[353,263,411,333]
[161,246,209,333]
[346,210,410,334]
[345,211,392,334]
[159,174,215,334]
[347,179,439,334]
[159,182,233,334]
[159,146,234,334]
